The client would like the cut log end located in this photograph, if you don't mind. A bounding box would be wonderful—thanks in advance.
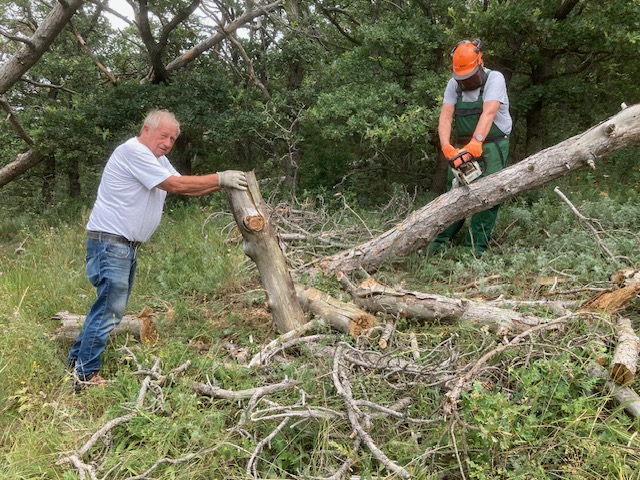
[243,215,265,232]
[349,313,376,336]
[610,363,634,386]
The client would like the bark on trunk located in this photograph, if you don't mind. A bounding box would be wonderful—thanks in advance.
[0,149,45,189]
[579,283,640,314]
[610,317,640,386]
[317,104,640,275]
[227,172,306,333]
[51,308,158,344]
[338,273,556,335]
[295,283,376,336]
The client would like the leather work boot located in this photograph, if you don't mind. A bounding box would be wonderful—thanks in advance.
[73,373,108,393]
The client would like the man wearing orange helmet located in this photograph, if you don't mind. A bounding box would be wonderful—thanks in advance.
[429,39,512,256]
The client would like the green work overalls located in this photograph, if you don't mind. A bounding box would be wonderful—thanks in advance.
[432,72,510,254]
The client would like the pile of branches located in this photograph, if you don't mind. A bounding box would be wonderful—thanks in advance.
[57,305,640,479]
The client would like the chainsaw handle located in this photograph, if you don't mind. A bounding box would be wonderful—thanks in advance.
[449,150,473,168]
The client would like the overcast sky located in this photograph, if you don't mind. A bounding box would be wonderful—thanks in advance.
[106,0,134,29]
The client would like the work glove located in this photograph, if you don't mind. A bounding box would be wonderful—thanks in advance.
[217,170,248,191]
[441,143,461,160]
[462,138,483,158]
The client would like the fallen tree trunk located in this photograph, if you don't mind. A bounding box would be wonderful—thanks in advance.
[610,317,640,386]
[51,307,158,343]
[318,104,640,275]
[338,273,555,335]
[295,283,376,336]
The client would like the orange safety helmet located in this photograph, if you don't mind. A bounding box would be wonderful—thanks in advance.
[451,39,483,80]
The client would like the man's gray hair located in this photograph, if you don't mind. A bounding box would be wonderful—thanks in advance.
[141,109,181,136]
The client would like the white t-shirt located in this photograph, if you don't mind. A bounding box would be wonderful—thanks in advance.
[87,137,180,242]
[443,69,512,135]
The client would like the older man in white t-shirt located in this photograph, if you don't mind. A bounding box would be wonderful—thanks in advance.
[68,110,248,389]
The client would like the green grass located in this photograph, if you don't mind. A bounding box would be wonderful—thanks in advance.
[1,171,640,479]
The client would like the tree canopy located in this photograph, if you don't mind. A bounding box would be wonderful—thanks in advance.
[1,0,639,210]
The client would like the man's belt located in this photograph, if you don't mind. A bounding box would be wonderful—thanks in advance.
[87,230,142,248]
[457,134,508,144]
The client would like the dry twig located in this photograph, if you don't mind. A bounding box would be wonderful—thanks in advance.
[332,344,411,479]
[554,186,618,264]
[443,317,570,415]
[57,352,192,479]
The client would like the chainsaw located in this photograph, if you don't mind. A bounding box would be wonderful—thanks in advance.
[449,150,483,187]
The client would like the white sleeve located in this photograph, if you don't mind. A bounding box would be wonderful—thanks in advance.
[483,71,508,104]
[118,140,174,190]
[442,78,459,105]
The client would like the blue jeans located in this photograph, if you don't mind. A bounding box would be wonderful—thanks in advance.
[68,239,137,380]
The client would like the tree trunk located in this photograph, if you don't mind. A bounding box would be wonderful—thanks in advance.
[317,104,640,275]
[68,158,81,198]
[337,273,553,335]
[227,172,306,333]
[295,283,376,335]
[42,155,56,205]
[0,0,85,189]
[610,317,640,386]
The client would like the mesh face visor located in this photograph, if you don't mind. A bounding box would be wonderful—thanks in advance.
[456,67,488,91]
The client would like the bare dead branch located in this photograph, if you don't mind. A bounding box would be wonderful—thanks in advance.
[554,186,619,264]
[126,443,247,480]
[57,355,193,479]
[192,378,301,400]
[246,417,291,477]
[0,96,34,145]
[338,272,556,335]
[226,33,271,101]
[443,317,570,415]
[69,21,117,84]
[165,1,284,74]
[332,345,411,479]
[248,318,326,367]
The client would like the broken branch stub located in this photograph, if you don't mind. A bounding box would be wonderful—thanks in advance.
[225,172,306,333]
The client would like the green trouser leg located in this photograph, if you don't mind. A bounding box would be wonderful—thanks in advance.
[464,203,500,254]
[429,219,463,252]
[428,138,508,254]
